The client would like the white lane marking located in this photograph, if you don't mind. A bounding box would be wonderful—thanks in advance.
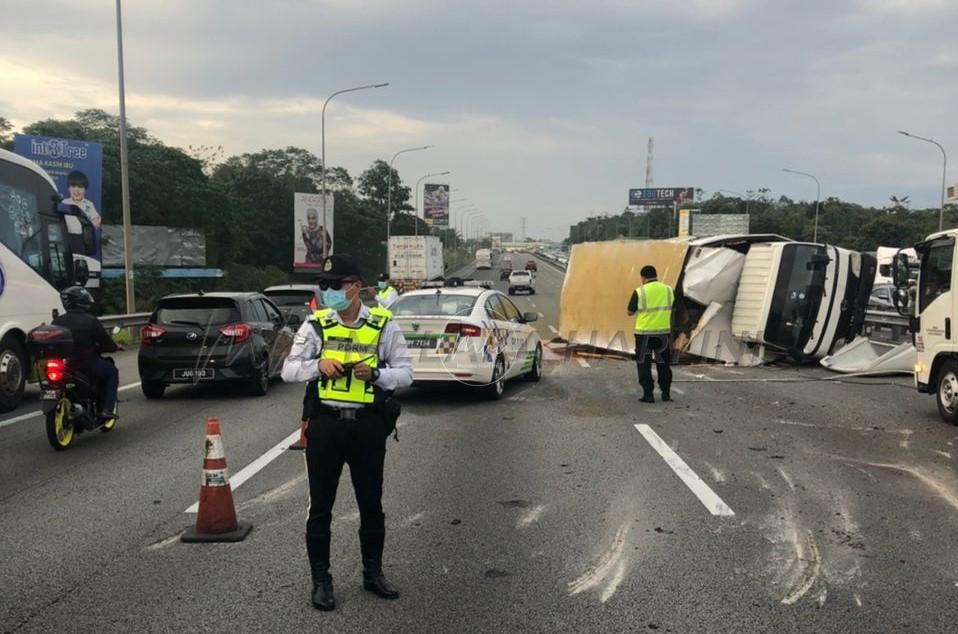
[577,357,591,368]
[0,381,143,430]
[537,312,545,319]
[634,424,735,516]
[185,427,301,513]
[548,325,559,335]
[146,533,183,551]
[517,504,546,528]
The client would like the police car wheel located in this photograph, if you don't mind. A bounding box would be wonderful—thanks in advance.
[485,358,505,400]
[524,345,542,382]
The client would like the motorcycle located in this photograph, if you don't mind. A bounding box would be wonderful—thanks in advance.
[27,324,117,451]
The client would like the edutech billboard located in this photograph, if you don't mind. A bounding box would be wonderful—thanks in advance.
[628,187,694,206]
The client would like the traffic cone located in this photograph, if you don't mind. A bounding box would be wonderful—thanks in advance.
[288,420,307,451]
[181,417,252,543]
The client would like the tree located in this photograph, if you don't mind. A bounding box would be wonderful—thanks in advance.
[358,159,411,216]
[0,116,12,146]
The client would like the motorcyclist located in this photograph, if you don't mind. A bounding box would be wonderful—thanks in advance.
[52,286,119,420]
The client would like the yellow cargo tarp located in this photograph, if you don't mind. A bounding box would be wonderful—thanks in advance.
[558,239,689,354]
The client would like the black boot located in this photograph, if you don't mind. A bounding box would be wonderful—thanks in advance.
[639,394,655,403]
[306,534,335,611]
[359,530,400,600]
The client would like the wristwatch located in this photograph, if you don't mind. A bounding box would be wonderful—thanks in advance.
[371,367,381,382]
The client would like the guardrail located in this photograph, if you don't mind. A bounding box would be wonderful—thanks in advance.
[100,312,151,330]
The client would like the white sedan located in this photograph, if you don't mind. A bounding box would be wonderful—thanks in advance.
[388,283,543,399]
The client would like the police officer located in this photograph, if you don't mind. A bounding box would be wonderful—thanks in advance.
[52,286,119,419]
[627,265,675,403]
[375,273,399,309]
[282,254,413,611]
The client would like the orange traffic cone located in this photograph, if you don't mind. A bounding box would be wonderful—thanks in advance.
[288,420,307,451]
[181,417,252,543]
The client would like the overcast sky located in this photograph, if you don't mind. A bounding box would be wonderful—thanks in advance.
[2,0,956,239]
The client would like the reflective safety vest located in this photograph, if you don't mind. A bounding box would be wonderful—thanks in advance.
[376,286,398,309]
[633,280,674,335]
[313,306,391,405]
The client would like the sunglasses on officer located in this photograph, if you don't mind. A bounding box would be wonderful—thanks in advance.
[318,277,360,291]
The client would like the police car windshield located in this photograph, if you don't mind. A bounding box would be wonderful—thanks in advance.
[391,294,477,317]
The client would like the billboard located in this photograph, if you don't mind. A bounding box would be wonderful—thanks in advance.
[294,192,334,270]
[13,134,103,262]
[423,183,449,227]
[628,187,694,206]
[691,213,750,237]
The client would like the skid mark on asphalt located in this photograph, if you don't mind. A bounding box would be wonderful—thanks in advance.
[933,449,952,459]
[236,473,307,512]
[832,455,958,512]
[753,472,771,490]
[703,462,726,484]
[517,504,546,528]
[568,524,630,602]
[779,527,822,605]
[771,418,915,437]
[400,511,426,528]
[776,466,796,492]
[634,424,734,516]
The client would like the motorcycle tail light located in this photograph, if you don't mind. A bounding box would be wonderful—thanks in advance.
[141,324,166,344]
[308,296,318,312]
[219,323,252,342]
[45,359,65,383]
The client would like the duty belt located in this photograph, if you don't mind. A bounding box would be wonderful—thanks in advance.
[317,404,372,420]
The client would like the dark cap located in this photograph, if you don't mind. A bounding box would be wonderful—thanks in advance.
[317,254,362,280]
[378,272,389,281]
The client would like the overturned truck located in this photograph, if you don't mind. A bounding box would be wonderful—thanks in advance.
[559,235,876,365]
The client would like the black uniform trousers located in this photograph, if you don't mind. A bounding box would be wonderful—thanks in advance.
[304,402,389,580]
[635,333,672,396]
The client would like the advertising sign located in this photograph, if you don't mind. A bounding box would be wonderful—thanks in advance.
[423,183,449,227]
[294,192,334,270]
[628,187,694,206]
[13,134,103,262]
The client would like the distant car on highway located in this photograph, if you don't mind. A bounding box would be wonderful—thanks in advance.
[138,292,293,399]
[525,259,537,272]
[263,284,321,326]
[389,285,542,399]
[868,283,895,311]
[500,258,514,280]
[508,270,536,295]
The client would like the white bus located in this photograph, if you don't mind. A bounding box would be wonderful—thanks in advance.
[1,148,90,411]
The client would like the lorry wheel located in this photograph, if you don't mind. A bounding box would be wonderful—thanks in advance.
[937,360,958,425]
[0,335,27,413]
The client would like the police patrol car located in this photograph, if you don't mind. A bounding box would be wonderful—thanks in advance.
[389,282,543,399]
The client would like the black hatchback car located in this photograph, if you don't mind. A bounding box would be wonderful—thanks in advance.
[138,292,293,398]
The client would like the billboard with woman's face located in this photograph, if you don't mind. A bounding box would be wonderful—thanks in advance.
[294,192,334,271]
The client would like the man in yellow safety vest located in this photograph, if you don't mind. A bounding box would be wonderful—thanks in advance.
[627,265,675,403]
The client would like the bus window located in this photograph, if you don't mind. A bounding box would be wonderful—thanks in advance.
[45,219,71,289]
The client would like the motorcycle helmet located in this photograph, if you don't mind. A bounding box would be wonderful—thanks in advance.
[61,286,95,311]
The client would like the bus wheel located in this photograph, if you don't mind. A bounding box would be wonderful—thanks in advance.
[0,335,26,413]
[936,359,958,425]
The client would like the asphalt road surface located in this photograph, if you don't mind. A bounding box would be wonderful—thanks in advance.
[3,252,958,632]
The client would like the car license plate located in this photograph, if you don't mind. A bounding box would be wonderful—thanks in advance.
[172,368,214,381]
[407,338,437,349]
[42,390,60,400]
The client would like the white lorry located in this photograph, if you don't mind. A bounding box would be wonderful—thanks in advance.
[475,248,493,269]
[891,230,958,422]
[388,235,444,289]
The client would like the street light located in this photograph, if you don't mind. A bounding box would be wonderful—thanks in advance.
[414,171,451,237]
[115,0,134,312]
[321,82,389,259]
[899,130,949,231]
[782,168,822,242]
[386,145,433,245]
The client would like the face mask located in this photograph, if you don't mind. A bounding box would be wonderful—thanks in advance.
[322,287,351,312]
[377,281,387,290]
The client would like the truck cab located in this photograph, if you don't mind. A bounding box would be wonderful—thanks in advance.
[893,229,958,422]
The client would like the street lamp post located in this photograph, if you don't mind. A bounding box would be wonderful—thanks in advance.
[321,82,389,259]
[782,168,822,242]
[386,145,433,246]
[414,171,451,237]
[115,0,134,312]
[899,130,949,231]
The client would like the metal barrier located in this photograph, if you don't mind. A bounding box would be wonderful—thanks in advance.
[100,312,151,329]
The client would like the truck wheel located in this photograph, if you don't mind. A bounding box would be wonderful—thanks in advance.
[0,335,27,413]
[937,360,958,425]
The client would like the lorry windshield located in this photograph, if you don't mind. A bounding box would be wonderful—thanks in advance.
[765,244,827,351]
